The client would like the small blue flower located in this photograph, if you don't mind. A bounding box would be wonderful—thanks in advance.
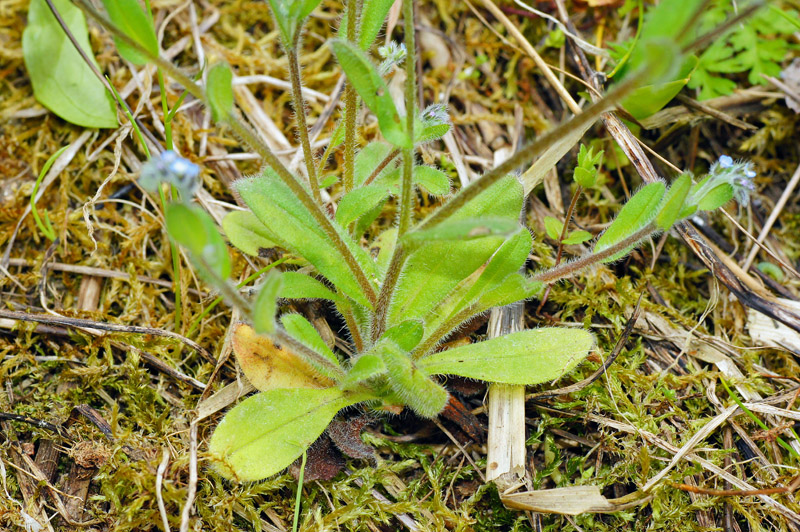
[718,155,733,168]
[691,155,757,207]
[139,150,201,198]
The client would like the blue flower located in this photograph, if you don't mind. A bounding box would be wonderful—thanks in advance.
[691,155,757,207]
[139,150,201,198]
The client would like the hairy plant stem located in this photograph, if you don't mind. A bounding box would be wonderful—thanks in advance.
[287,41,322,203]
[370,245,407,342]
[533,222,658,284]
[362,148,400,187]
[414,72,646,233]
[370,0,418,340]
[342,0,359,193]
[277,329,346,380]
[537,185,582,312]
[414,304,478,359]
[398,0,417,236]
[71,0,379,308]
[342,306,364,352]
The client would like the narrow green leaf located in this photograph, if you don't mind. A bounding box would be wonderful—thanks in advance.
[281,313,339,368]
[414,166,451,196]
[380,342,448,418]
[207,63,234,122]
[101,0,158,65]
[330,40,410,148]
[696,183,734,211]
[418,328,595,385]
[594,181,665,258]
[336,184,391,228]
[543,216,563,241]
[388,175,523,326]
[402,218,521,248]
[655,173,692,230]
[354,141,395,187]
[222,210,277,257]
[209,388,359,481]
[236,170,379,308]
[562,230,593,245]
[23,0,117,128]
[279,272,343,304]
[358,0,395,49]
[382,320,424,351]
[253,271,282,335]
[165,203,231,280]
[265,0,322,46]
[341,353,387,390]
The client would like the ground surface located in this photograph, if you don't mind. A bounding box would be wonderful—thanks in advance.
[2,0,800,530]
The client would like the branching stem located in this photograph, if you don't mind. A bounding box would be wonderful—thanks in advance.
[70,0,379,308]
[533,222,658,284]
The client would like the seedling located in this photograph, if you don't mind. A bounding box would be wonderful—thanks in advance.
[55,0,757,483]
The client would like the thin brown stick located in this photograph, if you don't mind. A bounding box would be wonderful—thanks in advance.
[670,474,800,497]
[0,309,216,365]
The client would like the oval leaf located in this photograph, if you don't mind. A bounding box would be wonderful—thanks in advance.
[418,328,595,385]
[222,210,277,257]
[594,181,665,260]
[207,63,234,122]
[281,313,339,368]
[209,387,356,481]
[655,173,692,230]
[253,271,282,335]
[23,0,117,128]
[165,203,231,280]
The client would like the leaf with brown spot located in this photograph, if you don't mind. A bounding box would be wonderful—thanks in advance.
[232,323,335,391]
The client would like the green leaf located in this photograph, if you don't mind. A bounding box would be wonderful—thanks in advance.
[563,230,592,245]
[418,328,595,385]
[341,353,387,390]
[265,0,323,46]
[232,323,334,392]
[354,0,395,49]
[476,274,542,309]
[388,176,523,326]
[696,183,734,211]
[621,55,698,119]
[382,320,424,352]
[414,166,451,196]
[23,0,117,128]
[252,271,282,335]
[655,173,692,230]
[281,313,339,368]
[594,181,665,259]
[101,0,158,65]
[402,218,521,248]
[543,216,563,241]
[336,184,391,228]
[207,63,234,122]
[209,388,360,481]
[380,342,448,418]
[222,210,277,257]
[279,272,343,304]
[330,40,410,148]
[165,203,231,280]
[235,170,379,308]
[354,141,395,187]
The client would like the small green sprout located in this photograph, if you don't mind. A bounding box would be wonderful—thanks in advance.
[30,145,69,242]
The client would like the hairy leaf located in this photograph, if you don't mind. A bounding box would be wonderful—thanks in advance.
[252,271,282,335]
[382,320,425,351]
[354,141,395,187]
[336,184,391,228]
[266,0,323,46]
[23,0,117,128]
[594,181,665,260]
[418,328,595,385]
[544,216,563,241]
[330,40,410,148]
[563,230,593,245]
[414,166,451,196]
[341,353,387,390]
[402,218,520,248]
[231,323,334,392]
[279,272,343,304]
[281,313,339,368]
[236,170,378,308]
[222,210,276,257]
[380,342,448,418]
[655,173,692,230]
[209,387,359,481]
